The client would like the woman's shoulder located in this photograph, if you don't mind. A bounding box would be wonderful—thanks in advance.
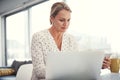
[33,29,48,36]
[32,29,49,39]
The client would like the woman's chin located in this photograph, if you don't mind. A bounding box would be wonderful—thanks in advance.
[61,29,67,32]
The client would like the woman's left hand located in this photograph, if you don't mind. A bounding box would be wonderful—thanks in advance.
[102,57,111,69]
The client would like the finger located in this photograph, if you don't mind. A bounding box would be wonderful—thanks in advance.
[103,60,111,65]
[102,63,110,69]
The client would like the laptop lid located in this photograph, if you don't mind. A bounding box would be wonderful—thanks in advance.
[46,50,105,80]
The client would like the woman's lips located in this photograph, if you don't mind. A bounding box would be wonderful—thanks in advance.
[61,27,66,29]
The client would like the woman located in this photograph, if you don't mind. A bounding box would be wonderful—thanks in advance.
[31,2,110,80]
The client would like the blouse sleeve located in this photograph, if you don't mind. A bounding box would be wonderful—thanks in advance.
[31,33,45,79]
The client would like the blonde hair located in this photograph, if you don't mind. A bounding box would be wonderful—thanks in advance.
[50,2,72,24]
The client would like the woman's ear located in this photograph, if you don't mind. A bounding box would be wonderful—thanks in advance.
[50,16,55,24]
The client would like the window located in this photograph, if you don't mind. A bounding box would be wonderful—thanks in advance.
[6,11,30,66]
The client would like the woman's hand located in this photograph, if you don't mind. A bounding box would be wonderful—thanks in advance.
[102,57,111,69]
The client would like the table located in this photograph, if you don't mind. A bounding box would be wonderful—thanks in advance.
[100,69,120,80]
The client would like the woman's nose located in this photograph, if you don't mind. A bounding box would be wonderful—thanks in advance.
[63,21,69,26]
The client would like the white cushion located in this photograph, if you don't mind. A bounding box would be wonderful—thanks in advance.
[16,64,33,80]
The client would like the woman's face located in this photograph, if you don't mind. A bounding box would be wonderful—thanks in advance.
[51,9,71,32]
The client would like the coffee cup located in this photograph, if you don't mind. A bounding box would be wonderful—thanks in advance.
[110,58,120,73]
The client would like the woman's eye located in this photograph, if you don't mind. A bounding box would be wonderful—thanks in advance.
[59,19,70,22]
[59,20,64,22]
[68,19,70,22]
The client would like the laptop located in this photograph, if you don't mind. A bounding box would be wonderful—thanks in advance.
[46,50,105,80]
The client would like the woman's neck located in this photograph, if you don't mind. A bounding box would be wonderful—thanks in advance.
[49,26,64,51]
[49,26,64,39]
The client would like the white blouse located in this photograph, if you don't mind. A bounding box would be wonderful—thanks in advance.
[31,29,79,80]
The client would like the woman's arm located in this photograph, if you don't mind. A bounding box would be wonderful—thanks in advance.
[31,33,45,79]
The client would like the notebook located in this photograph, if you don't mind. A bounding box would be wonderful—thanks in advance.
[46,50,105,80]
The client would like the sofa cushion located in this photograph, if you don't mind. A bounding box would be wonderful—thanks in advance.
[0,68,15,76]
[11,60,25,74]
[25,60,32,64]
[11,60,32,74]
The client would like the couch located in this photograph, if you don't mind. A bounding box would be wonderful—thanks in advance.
[0,60,32,80]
